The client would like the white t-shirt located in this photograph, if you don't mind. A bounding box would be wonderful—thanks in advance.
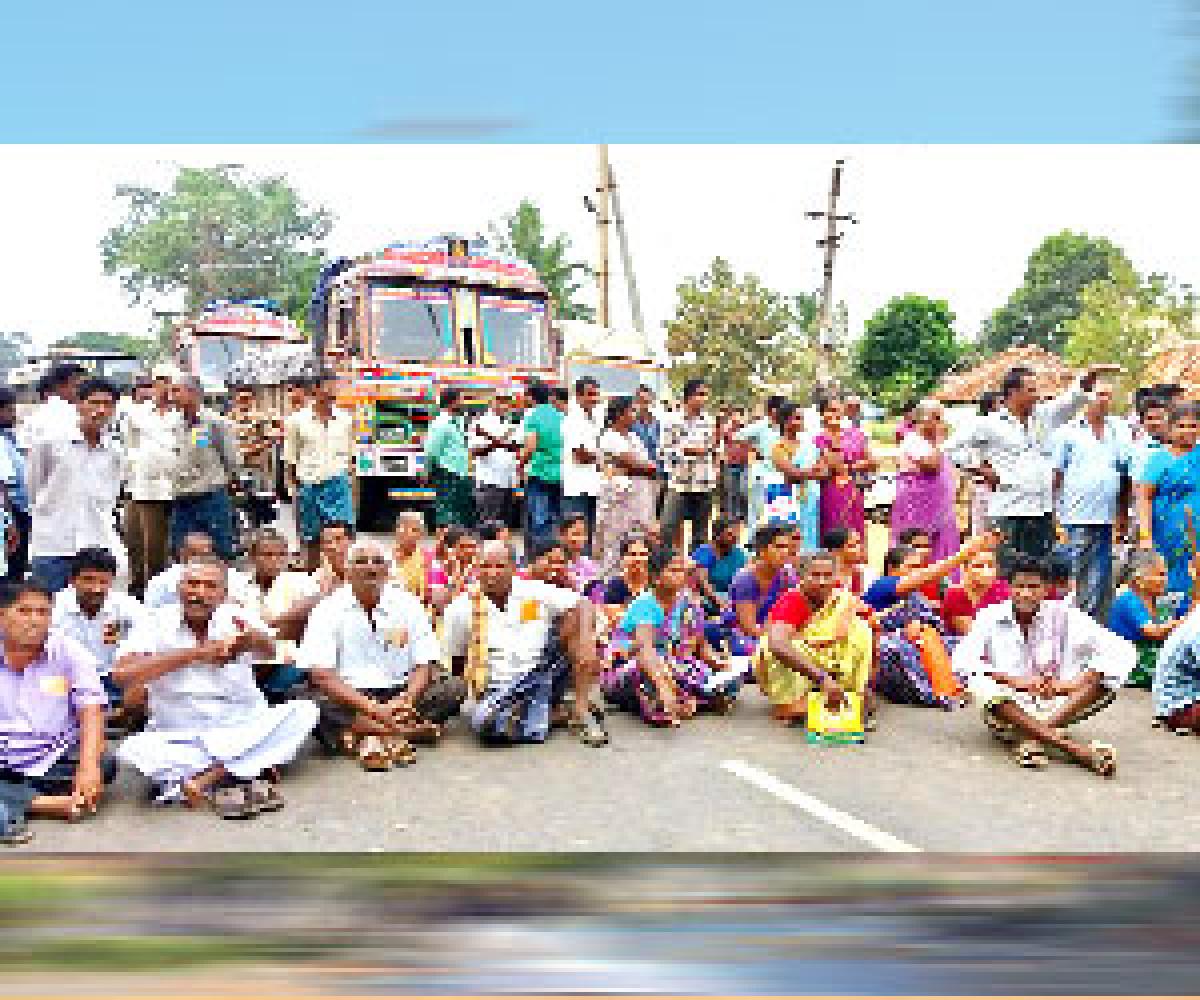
[560,403,605,498]
[470,410,519,490]
[116,603,274,731]
[124,401,182,502]
[297,583,440,691]
[443,577,579,691]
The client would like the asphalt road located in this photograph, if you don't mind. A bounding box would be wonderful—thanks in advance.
[23,680,1200,853]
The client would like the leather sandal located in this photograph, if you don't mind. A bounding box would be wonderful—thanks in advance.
[357,735,394,772]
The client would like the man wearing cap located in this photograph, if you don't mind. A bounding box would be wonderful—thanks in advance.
[123,363,181,598]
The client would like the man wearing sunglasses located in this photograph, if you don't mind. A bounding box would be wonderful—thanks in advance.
[299,539,466,771]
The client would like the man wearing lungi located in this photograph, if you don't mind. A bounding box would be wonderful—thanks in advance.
[424,388,476,529]
[283,372,354,571]
[113,557,318,820]
[298,538,465,771]
[952,553,1134,777]
[444,540,609,747]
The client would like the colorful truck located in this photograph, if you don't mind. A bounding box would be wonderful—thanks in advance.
[307,236,561,527]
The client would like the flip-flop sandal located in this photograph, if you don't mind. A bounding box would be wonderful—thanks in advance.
[1086,741,1117,778]
[568,712,610,747]
[0,803,33,847]
[211,783,257,820]
[248,778,285,814]
[401,722,442,746]
[385,736,417,766]
[1011,740,1049,769]
[864,714,879,733]
[357,734,394,772]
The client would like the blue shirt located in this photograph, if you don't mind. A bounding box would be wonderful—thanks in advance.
[1050,417,1131,526]
[0,429,28,512]
[692,543,749,595]
[1108,587,1190,642]
[631,417,660,469]
[862,575,901,612]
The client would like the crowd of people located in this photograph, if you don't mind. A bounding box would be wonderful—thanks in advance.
[3,356,1200,847]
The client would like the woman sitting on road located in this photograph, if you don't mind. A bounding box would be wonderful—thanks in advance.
[755,549,875,729]
[822,527,874,595]
[602,548,740,726]
[942,547,1010,637]
[866,532,1002,709]
[721,523,797,657]
[1108,549,1193,694]
[559,513,602,599]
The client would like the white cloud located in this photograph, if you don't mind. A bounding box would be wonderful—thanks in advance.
[1,145,1197,355]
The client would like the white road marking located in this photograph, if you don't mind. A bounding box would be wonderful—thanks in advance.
[721,758,921,853]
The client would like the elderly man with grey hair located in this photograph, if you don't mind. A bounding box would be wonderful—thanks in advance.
[113,556,319,819]
[298,537,466,771]
[167,375,241,561]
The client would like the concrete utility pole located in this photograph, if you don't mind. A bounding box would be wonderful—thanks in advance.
[595,144,612,329]
[805,158,857,386]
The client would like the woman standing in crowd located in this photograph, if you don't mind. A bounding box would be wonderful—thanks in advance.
[813,395,872,542]
[766,402,823,549]
[724,523,797,657]
[602,548,739,726]
[594,396,659,576]
[1137,401,1200,599]
[738,396,784,534]
[891,399,960,565]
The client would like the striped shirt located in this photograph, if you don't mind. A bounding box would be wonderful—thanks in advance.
[0,632,106,777]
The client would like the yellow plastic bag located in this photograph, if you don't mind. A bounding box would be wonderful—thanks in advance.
[806,691,864,745]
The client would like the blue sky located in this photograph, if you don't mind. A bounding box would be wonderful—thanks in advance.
[0,0,1187,142]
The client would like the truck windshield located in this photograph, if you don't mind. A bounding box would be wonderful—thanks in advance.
[480,295,546,368]
[371,285,454,362]
[194,336,246,383]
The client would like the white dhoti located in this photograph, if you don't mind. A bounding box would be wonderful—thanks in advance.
[968,673,1116,738]
[119,700,318,799]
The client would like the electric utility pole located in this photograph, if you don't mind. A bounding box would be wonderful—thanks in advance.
[805,158,857,386]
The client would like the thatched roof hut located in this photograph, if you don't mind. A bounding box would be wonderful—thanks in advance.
[934,346,1077,404]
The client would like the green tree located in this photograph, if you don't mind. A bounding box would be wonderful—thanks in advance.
[665,258,814,404]
[982,231,1131,353]
[1064,264,1198,404]
[855,294,961,412]
[101,166,333,324]
[53,331,158,358]
[490,200,593,321]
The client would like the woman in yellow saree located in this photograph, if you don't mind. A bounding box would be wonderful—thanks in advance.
[754,549,875,729]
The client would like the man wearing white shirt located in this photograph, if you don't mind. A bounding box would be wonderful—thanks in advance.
[560,377,605,552]
[299,539,465,770]
[123,364,181,598]
[952,554,1133,777]
[471,390,521,528]
[282,372,354,571]
[444,540,607,747]
[144,531,255,610]
[51,548,147,710]
[945,363,1120,573]
[113,558,318,818]
[27,378,124,594]
[18,362,84,452]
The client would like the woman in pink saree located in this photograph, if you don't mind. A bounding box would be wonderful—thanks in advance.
[891,399,960,563]
[813,395,874,543]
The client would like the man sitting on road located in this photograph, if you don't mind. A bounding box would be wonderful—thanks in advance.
[113,557,318,819]
[444,540,608,747]
[299,538,465,771]
[51,547,148,725]
[312,521,354,593]
[144,531,254,610]
[952,554,1134,776]
[0,581,112,845]
[240,529,334,704]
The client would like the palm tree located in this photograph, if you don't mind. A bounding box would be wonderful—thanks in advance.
[491,200,594,321]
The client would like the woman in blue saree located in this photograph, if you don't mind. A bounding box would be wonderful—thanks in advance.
[1137,402,1200,597]
[764,401,824,552]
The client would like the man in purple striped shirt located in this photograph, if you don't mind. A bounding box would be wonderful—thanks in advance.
[0,580,110,845]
